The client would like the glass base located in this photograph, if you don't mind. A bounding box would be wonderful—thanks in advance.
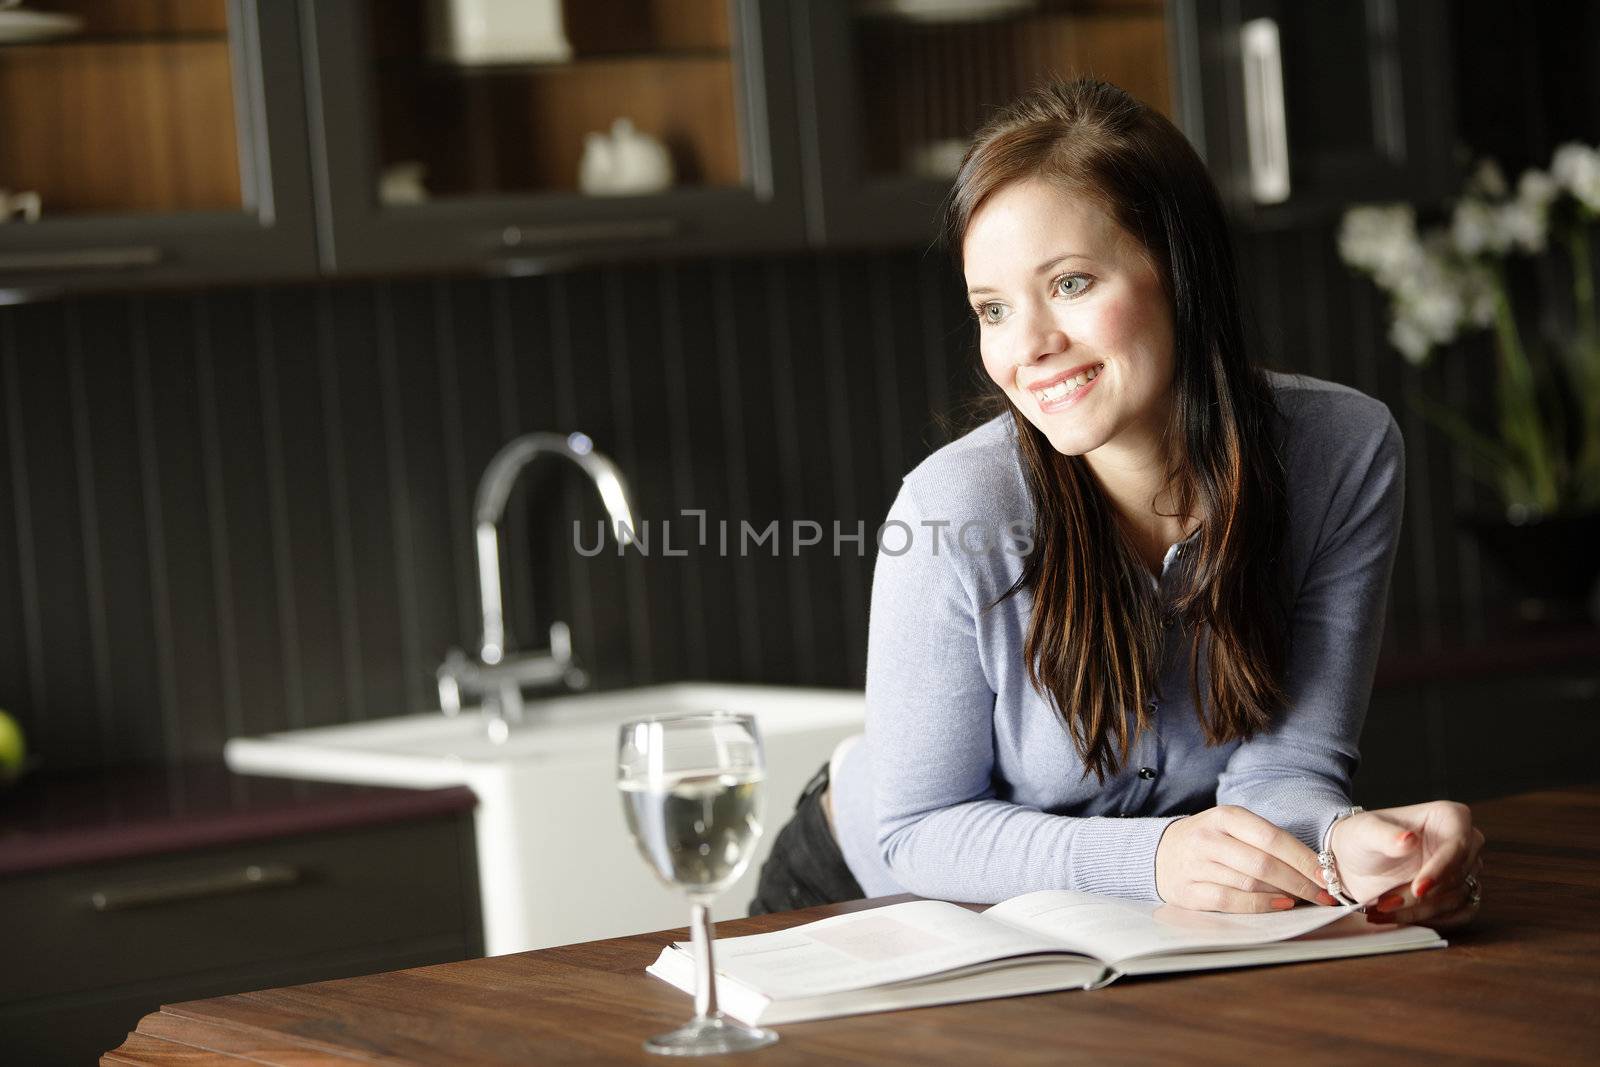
[643,1013,778,1056]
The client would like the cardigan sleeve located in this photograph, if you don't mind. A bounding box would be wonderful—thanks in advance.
[866,480,1178,903]
[1214,402,1406,853]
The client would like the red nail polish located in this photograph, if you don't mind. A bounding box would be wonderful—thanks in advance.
[1271,896,1295,910]
[1415,877,1434,900]
[1376,894,1404,913]
[1318,891,1338,906]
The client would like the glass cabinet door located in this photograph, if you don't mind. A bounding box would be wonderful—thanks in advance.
[1179,0,1455,229]
[301,0,806,273]
[795,0,1178,247]
[0,0,318,290]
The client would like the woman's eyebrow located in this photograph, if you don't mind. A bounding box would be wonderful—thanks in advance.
[966,252,1091,297]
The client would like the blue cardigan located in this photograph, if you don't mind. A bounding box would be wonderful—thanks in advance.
[831,372,1405,902]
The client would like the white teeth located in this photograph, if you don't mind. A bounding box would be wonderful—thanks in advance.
[1036,365,1102,403]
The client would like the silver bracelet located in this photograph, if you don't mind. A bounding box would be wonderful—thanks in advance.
[1316,805,1364,906]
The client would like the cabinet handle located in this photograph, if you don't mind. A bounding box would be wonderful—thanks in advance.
[87,863,301,912]
[497,218,680,249]
[1239,18,1291,205]
[0,246,164,273]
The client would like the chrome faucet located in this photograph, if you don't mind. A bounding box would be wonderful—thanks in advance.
[437,431,635,742]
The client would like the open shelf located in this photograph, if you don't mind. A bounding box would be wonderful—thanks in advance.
[369,0,744,198]
[853,5,1173,178]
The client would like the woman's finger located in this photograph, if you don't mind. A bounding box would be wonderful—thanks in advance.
[1375,892,1479,931]
[1184,881,1304,914]
[1374,871,1481,927]
[1201,860,1335,904]
[1209,836,1333,904]
[1409,804,1476,898]
[1216,807,1327,893]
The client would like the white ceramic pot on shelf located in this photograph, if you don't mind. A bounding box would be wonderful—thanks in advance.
[578,119,675,197]
[426,0,572,65]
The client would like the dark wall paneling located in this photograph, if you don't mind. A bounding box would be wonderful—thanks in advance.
[0,235,1502,775]
[1231,222,1512,659]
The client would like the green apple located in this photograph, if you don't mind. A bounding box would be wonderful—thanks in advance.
[0,709,25,782]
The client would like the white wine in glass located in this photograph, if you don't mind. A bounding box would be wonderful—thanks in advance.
[617,712,778,1056]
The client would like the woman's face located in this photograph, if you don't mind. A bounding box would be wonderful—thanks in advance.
[963,178,1176,460]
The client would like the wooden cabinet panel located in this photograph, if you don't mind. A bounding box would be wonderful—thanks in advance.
[42,0,228,36]
[0,41,241,215]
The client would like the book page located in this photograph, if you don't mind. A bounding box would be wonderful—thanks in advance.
[693,899,1079,1000]
[1112,914,1444,976]
[984,890,1358,966]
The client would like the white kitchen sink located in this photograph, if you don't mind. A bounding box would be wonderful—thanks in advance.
[224,683,865,956]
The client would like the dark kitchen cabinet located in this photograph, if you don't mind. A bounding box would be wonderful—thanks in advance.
[0,1,1462,291]
[296,0,808,275]
[1175,0,1457,229]
[0,768,482,1067]
[0,0,319,292]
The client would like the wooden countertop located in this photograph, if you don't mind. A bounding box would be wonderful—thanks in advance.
[0,762,477,877]
[105,786,1600,1065]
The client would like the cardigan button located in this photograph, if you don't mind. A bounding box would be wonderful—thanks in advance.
[1138,767,1157,780]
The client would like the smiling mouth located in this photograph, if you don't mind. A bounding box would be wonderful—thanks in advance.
[1034,363,1102,404]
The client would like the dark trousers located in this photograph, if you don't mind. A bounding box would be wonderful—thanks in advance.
[748,761,865,916]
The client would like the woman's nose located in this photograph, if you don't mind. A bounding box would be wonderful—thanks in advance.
[1014,310,1068,366]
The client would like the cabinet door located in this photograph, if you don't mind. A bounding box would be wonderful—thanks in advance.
[0,0,318,292]
[300,0,807,274]
[1176,0,1455,228]
[794,0,1181,248]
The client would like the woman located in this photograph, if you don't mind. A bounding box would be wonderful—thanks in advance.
[751,80,1482,927]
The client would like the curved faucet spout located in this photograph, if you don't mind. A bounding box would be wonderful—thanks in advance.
[473,432,636,666]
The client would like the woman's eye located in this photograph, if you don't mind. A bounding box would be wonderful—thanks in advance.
[1055,275,1090,297]
[976,303,1006,324]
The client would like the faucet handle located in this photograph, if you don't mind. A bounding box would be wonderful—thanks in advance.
[436,649,468,716]
[548,620,572,664]
[547,620,590,691]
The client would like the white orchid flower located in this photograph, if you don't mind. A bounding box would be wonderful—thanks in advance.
[1451,197,1512,257]
[1337,205,1423,290]
[1387,315,1433,365]
[1551,142,1600,213]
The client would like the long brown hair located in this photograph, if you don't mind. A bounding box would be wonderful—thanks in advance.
[947,80,1290,782]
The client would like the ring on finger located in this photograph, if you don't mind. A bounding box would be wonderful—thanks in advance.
[1465,873,1482,908]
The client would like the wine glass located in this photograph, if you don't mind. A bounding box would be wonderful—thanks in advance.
[617,712,778,1056]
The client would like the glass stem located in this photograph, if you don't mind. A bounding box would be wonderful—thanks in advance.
[690,900,720,1021]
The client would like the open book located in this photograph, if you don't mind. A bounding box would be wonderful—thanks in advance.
[647,890,1444,1025]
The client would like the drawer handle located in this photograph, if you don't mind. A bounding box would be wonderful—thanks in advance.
[87,863,301,912]
[498,218,679,248]
[0,246,165,273]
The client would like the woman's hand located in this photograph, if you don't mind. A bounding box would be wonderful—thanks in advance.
[1155,805,1339,912]
[1327,801,1484,929]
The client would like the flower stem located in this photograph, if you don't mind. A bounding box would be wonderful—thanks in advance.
[1569,221,1600,505]
[1489,264,1559,514]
